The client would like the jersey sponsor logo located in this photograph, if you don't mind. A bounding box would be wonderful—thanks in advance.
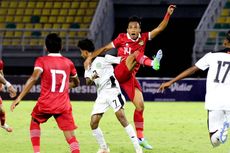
[138,40,144,46]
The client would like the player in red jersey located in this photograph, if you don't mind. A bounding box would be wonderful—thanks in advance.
[84,5,176,149]
[0,59,17,132]
[11,33,80,153]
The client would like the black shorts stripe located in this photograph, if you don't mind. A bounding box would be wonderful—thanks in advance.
[118,94,124,107]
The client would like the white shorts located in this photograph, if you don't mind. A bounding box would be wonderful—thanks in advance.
[208,110,230,133]
[91,88,126,115]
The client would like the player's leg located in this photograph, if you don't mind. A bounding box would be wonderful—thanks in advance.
[0,97,13,132]
[125,54,137,71]
[55,109,80,153]
[208,110,226,147]
[133,49,163,70]
[30,118,41,153]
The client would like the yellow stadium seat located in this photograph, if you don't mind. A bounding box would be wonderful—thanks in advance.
[30,39,39,46]
[60,9,68,16]
[5,16,14,22]
[71,2,79,8]
[25,24,33,29]
[54,2,62,8]
[44,24,52,29]
[40,16,48,23]
[68,9,76,15]
[57,16,65,23]
[0,17,5,22]
[53,24,61,29]
[51,9,59,15]
[216,17,226,23]
[24,31,31,37]
[221,9,229,16]
[16,9,24,15]
[34,24,42,29]
[8,9,16,15]
[9,1,17,8]
[23,16,31,22]
[5,31,14,37]
[36,2,44,8]
[209,31,217,38]
[18,2,27,8]
[42,9,50,15]
[62,2,71,8]
[0,23,5,28]
[12,39,21,46]
[81,24,89,28]
[62,24,69,29]
[3,39,11,46]
[77,31,87,38]
[74,16,83,23]
[89,2,98,8]
[14,31,23,37]
[42,31,49,37]
[80,2,88,8]
[77,9,85,16]
[226,17,230,23]
[1,1,9,7]
[83,16,92,23]
[0,9,7,15]
[66,17,74,23]
[27,2,36,8]
[14,16,23,22]
[25,9,33,15]
[45,2,53,8]
[59,31,66,37]
[69,31,76,37]
[86,9,94,16]
[17,23,24,29]
[49,16,57,23]
[34,9,42,15]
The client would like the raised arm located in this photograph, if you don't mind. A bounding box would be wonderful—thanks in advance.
[10,69,42,111]
[158,65,200,92]
[150,5,176,39]
[84,42,114,69]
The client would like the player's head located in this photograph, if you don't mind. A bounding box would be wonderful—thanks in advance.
[223,30,230,47]
[45,33,62,53]
[127,16,141,40]
[77,39,95,59]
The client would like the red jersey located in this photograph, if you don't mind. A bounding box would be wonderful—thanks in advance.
[34,53,77,114]
[0,59,4,70]
[112,32,150,75]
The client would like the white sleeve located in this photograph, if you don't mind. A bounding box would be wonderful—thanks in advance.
[84,69,92,79]
[105,54,121,64]
[195,52,211,71]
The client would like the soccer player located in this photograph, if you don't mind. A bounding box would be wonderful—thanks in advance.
[10,33,80,153]
[84,5,176,149]
[158,30,230,147]
[0,60,17,132]
[78,39,143,153]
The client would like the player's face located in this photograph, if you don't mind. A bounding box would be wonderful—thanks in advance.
[80,50,88,59]
[127,21,141,40]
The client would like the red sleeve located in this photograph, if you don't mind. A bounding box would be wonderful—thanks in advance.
[0,60,4,70]
[112,33,123,48]
[34,57,43,70]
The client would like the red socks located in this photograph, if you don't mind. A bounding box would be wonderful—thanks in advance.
[0,111,5,126]
[134,109,144,138]
[66,136,80,153]
[30,120,40,153]
[134,51,152,67]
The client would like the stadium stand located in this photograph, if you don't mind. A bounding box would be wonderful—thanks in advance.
[193,0,229,64]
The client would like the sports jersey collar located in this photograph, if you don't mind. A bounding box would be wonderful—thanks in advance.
[127,33,141,42]
[48,53,62,56]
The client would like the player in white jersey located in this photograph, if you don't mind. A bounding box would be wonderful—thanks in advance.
[158,30,230,147]
[78,39,143,153]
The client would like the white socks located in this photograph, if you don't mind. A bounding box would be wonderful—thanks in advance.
[92,127,108,149]
[125,124,142,151]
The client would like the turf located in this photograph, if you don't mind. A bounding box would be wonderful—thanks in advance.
[1,101,230,153]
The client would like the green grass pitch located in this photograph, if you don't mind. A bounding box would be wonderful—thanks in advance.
[1,101,230,153]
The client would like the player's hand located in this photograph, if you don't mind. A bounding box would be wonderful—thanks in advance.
[167,5,176,15]
[157,82,172,93]
[10,99,20,112]
[7,85,17,98]
[84,56,92,70]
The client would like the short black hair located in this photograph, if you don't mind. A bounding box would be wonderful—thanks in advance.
[128,16,141,27]
[77,39,95,52]
[45,33,62,53]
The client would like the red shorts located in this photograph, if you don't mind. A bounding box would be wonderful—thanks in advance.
[0,96,2,105]
[31,104,77,131]
[114,61,142,101]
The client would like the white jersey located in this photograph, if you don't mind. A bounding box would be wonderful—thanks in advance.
[84,54,121,94]
[195,51,230,110]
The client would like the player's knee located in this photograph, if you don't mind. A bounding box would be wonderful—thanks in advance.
[135,102,144,111]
